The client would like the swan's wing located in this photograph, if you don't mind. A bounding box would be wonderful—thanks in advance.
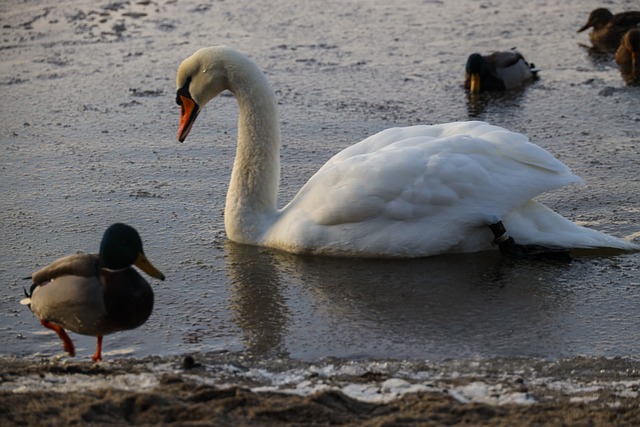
[320,125,452,165]
[288,122,581,227]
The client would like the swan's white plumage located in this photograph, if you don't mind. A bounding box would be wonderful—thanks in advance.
[177,46,638,257]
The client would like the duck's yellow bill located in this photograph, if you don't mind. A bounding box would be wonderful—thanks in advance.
[470,74,481,93]
[135,253,165,281]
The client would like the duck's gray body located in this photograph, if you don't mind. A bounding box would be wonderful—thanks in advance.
[28,253,154,337]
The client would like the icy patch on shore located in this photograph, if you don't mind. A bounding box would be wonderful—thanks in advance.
[2,355,639,407]
[6,372,160,394]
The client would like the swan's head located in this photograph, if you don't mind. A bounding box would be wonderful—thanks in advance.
[176,46,231,142]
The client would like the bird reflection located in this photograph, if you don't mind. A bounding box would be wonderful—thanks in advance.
[619,68,640,86]
[225,241,291,357]
[224,242,575,360]
[581,44,615,68]
[466,89,530,118]
[466,92,490,117]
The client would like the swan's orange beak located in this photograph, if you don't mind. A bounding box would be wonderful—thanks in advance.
[178,95,199,142]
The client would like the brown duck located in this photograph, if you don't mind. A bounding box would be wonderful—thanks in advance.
[616,29,640,71]
[577,8,640,52]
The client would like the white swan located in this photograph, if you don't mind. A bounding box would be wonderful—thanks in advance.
[175,46,638,258]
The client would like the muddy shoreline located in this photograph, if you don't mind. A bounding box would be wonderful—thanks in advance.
[2,354,640,426]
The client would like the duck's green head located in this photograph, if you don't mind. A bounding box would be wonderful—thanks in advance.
[99,223,165,280]
[465,53,488,93]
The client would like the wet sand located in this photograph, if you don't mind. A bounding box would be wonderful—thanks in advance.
[2,353,640,426]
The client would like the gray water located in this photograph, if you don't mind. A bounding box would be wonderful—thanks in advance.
[1,0,639,364]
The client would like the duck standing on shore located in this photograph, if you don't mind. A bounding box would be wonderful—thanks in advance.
[21,223,165,361]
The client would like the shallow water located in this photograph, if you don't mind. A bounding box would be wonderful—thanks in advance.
[1,0,639,370]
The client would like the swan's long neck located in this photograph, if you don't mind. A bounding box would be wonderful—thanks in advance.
[225,55,281,244]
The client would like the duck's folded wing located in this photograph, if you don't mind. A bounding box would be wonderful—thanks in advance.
[610,12,640,28]
[484,51,534,88]
[32,253,100,285]
[486,51,526,69]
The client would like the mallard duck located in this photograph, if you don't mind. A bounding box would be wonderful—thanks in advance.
[464,51,538,93]
[577,8,640,52]
[20,223,165,361]
[616,29,640,71]
[174,46,638,258]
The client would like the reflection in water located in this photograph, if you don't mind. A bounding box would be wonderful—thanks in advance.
[225,242,291,357]
[466,89,530,118]
[225,242,578,360]
[619,67,640,86]
[582,44,640,86]
[582,44,614,68]
[466,92,490,117]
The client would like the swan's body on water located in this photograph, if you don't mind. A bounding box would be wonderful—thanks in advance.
[176,46,637,258]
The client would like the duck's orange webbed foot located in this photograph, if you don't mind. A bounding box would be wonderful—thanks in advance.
[40,319,75,357]
[91,335,103,362]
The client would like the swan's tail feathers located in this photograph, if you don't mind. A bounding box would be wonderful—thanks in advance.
[504,201,640,252]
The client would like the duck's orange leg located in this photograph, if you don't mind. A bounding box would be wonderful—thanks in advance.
[91,335,103,362]
[40,319,75,357]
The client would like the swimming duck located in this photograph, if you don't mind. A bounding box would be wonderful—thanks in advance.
[21,223,165,361]
[464,51,538,93]
[616,29,640,72]
[577,8,640,52]
[175,46,638,258]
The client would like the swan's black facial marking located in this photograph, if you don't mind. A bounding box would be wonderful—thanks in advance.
[176,76,193,106]
[176,75,200,142]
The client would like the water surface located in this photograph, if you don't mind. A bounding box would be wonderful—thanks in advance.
[1,0,638,364]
